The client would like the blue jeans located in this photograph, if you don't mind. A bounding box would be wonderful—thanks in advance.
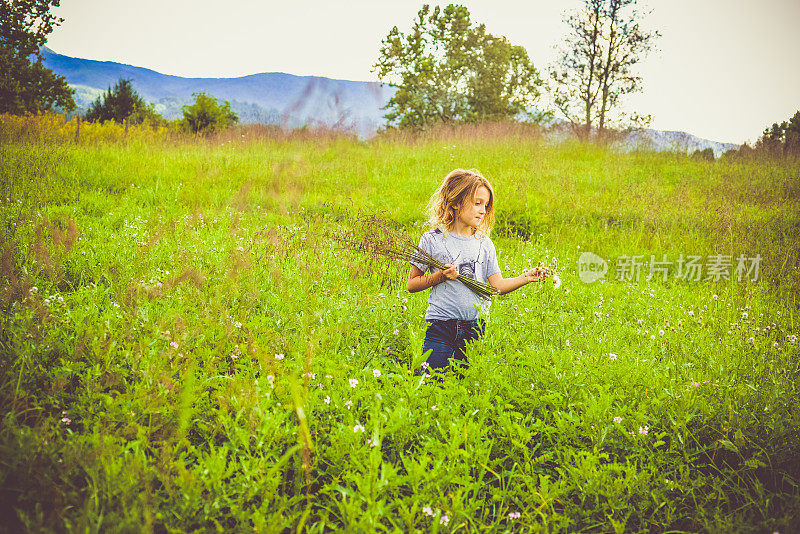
[420,318,486,374]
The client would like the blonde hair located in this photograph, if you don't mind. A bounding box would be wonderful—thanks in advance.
[426,168,496,237]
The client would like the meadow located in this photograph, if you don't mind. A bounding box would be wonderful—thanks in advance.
[1,115,799,533]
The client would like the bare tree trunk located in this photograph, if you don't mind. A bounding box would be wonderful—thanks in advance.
[582,1,603,141]
[598,0,621,139]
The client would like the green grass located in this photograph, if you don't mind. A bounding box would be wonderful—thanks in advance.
[1,127,799,532]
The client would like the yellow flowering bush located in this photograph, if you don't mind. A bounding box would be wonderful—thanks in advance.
[0,112,171,145]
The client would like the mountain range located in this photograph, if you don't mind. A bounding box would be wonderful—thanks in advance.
[40,46,394,137]
[40,47,739,156]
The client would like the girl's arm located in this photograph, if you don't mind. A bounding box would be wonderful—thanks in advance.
[487,269,547,296]
[407,264,458,293]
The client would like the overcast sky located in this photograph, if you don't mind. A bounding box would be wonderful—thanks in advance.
[47,0,799,144]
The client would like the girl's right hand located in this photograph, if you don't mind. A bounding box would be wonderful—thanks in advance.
[442,264,459,280]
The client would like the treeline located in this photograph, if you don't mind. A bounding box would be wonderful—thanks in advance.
[714,111,800,161]
[374,2,659,142]
[754,111,800,158]
[82,79,238,135]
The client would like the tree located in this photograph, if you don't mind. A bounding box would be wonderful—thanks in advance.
[180,92,238,134]
[0,0,75,113]
[756,110,800,157]
[691,148,715,161]
[84,78,163,125]
[550,0,659,141]
[373,4,543,129]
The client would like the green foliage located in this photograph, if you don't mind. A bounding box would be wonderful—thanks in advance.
[723,110,800,161]
[757,110,800,157]
[691,147,714,161]
[374,4,543,129]
[180,92,239,134]
[84,78,164,126]
[1,130,799,532]
[0,0,75,113]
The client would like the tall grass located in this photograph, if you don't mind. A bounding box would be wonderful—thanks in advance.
[0,117,799,532]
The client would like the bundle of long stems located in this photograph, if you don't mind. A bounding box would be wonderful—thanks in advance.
[354,237,498,300]
[326,213,500,299]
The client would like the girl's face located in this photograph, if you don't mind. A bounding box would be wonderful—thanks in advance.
[456,186,491,232]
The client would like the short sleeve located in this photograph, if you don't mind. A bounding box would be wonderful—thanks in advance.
[409,233,430,274]
[484,238,501,279]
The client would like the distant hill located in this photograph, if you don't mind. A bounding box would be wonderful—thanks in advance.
[620,128,740,158]
[40,47,395,137]
[41,47,740,153]
[542,121,739,158]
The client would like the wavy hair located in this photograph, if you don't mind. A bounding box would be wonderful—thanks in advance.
[426,168,495,237]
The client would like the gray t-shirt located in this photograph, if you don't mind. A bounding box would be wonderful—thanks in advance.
[410,228,501,321]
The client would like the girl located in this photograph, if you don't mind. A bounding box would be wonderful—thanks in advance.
[407,168,545,374]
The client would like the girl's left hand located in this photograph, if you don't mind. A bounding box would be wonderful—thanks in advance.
[522,265,551,282]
